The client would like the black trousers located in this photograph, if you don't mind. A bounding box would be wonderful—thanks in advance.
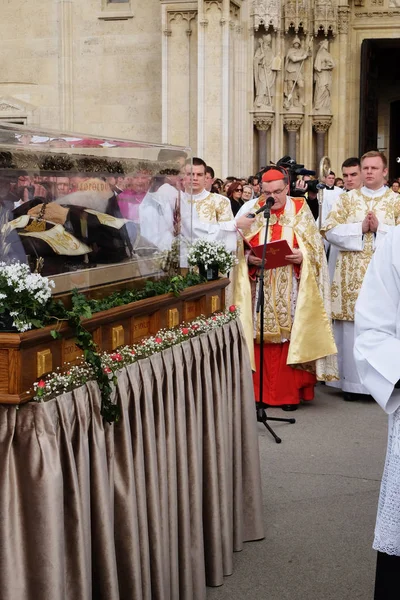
[374,551,400,599]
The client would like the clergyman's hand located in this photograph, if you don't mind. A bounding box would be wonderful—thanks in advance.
[248,254,263,267]
[369,212,379,233]
[285,248,303,265]
[362,215,370,234]
[236,214,255,231]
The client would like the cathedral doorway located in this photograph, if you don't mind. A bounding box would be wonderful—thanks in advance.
[389,101,400,180]
[359,38,400,179]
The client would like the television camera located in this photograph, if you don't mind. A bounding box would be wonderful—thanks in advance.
[256,155,319,196]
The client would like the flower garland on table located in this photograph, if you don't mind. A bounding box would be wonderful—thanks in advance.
[33,306,240,407]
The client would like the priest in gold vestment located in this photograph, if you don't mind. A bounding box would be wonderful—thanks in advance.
[322,151,400,401]
[234,169,337,411]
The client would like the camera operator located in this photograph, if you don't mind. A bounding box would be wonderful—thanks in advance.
[256,156,319,217]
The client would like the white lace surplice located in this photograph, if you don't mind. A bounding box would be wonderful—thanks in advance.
[374,409,400,555]
[354,227,400,555]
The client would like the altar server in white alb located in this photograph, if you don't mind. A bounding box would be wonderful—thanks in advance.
[354,226,400,599]
[179,157,238,257]
[321,151,400,401]
[318,169,343,228]
[140,157,239,261]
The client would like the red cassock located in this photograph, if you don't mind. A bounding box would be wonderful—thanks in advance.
[250,200,316,407]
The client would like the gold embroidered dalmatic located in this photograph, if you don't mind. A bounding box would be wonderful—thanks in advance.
[233,196,338,381]
[322,188,400,321]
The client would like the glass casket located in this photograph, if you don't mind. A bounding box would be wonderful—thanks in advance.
[0,123,228,402]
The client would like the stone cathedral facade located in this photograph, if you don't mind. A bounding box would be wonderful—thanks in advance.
[1,0,400,177]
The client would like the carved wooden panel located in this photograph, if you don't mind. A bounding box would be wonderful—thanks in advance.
[0,350,9,394]
[0,279,229,403]
[62,338,83,365]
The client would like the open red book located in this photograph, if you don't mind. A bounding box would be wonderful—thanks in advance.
[245,239,294,270]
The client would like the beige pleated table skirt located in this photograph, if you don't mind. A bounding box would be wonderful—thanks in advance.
[0,319,264,600]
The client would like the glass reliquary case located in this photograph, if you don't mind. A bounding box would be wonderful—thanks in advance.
[0,124,229,403]
[0,122,193,295]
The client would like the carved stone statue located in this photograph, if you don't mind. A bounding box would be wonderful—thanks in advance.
[253,34,280,109]
[283,35,311,110]
[313,40,335,113]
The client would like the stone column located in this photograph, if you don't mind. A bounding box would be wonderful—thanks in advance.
[337,5,350,161]
[162,9,197,147]
[312,116,333,170]
[283,115,304,160]
[253,113,274,170]
[57,0,74,130]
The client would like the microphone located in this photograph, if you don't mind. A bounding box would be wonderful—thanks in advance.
[316,182,327,190]
[247,197,274,218]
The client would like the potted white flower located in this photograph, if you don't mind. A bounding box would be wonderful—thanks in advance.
[0,262,55,332]
[187,239,237,281]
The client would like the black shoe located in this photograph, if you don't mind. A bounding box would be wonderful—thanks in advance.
[343,392,367,402]
[281,404,298,412]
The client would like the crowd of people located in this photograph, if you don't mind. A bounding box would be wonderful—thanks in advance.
[205,151,400,599]
[1,150,399,413]
[2,146,400,596]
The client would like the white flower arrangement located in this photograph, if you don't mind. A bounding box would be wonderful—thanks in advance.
[33,306,240,402]
[0,262,55,332]
[187,239,237,275]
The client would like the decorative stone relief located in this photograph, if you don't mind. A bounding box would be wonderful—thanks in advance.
[389,0,400,6]
[312,115,333,133]
[354,9,400,17]
[0,97,38,125]
[284,0,310,34]
[230,1,241,19]
[0,103,20,112]
[313,0,338,37]
[313,40,334,113]
[254,34,281,109]
[338,6,350,34]
[167,11,197,35]
[251,0,281,32]
[283,114,304,131]
[283,35,312,111]
[253,113,274,130]
[205,0,223,14]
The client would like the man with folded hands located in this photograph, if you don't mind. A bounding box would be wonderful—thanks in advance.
[234,168,338,410]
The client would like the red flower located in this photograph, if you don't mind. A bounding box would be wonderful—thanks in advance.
[130,350,136,356]
[191,324,199,330]
[103,366,112,374]
[37,380,46,388]
[229,305,236,312]
[181,327,189,335]
[110,353,123,362]
[212,317,217,321]
[155,337,163,344]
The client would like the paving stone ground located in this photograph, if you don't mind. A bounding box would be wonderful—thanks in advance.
[207,384,387,600]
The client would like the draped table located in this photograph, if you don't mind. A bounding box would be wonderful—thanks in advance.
[0,320,264,600]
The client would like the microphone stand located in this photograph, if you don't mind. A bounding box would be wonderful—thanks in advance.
[255,202,296,443]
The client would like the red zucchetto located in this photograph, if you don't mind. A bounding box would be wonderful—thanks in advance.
[261,169,285,183]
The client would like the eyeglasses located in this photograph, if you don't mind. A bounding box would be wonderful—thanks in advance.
[235,188,243,192]
[267,187,287,196]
